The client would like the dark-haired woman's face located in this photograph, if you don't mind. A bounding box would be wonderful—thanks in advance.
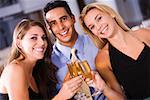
[84,8,116,39]
[19,26,48,60]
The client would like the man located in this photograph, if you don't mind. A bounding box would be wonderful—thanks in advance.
[43,1,106,99]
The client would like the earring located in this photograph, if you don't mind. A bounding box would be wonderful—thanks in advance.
[112,15,115,18]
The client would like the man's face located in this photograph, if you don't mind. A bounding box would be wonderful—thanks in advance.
[46,7,76,45]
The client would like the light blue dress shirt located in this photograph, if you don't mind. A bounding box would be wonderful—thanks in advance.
[51,34,98,89]
[51,34,107,100]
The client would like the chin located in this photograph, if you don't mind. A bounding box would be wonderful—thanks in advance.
[36,55,44,60]
[60,37,71,43]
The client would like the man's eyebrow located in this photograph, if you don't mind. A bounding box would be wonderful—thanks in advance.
[47,20,55,25]
[60,15,68,19]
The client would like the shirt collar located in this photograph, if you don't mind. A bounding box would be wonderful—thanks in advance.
[55,35,84,60]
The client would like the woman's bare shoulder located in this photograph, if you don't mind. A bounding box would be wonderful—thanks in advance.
[2,60,25,80]
[132,28,150,46]
[0,61,26,90]
[132,28,150,37]
[6,60,23,71]
[95,44,110,69]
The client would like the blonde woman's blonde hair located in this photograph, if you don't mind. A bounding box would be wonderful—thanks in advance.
[80,2,130,48]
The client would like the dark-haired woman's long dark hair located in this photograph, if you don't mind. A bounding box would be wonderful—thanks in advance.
[33,26,58,99]
[33,41,58,99]
[33,59,57,99]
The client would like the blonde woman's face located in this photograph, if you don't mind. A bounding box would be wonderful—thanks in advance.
[19,26,48,60]
[84,8,116,39]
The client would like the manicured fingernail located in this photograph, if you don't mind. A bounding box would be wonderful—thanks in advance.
[79,75,82,78]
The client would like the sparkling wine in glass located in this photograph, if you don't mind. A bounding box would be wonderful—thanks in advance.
[69,60,102,97]
[67,60,92,100]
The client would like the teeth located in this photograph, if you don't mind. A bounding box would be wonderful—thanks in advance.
[102,26,107,34]
[61,31,67,35]
[35,48,44,52]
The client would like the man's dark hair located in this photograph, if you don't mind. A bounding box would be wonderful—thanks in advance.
[44,0,73,16]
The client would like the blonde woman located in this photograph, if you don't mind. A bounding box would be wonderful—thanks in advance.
[80,2,150,100]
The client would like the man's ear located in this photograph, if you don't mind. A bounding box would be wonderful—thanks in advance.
[47,26,51,32]
[71,15,76,23]
[46,22,51,30]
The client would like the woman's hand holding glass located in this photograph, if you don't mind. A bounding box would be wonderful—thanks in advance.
[85,71,107,96]
[57,75,82,100]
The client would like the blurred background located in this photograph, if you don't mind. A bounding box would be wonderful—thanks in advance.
[0,0,150,69]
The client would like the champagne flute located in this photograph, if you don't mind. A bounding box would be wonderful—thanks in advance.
[78,60,92,79]
[68,60,102,98]
[76,60,102,97]
[67,61,92,100]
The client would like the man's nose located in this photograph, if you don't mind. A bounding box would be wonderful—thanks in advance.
[57,22,65,30]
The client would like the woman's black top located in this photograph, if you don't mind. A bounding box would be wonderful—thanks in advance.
[109,43,150,99]
[0,87,42,100]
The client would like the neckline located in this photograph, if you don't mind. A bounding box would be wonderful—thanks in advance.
[0,93,8,95]
[109,42,147,62]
